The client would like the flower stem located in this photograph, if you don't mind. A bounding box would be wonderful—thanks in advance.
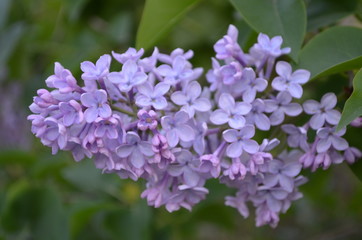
[112,106,136,117]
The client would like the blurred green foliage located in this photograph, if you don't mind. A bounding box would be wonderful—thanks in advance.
[0,0,362,239]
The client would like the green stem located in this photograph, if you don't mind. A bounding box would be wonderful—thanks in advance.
[112,106,136,117]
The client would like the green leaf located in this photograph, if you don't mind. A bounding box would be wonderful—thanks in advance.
[136,0,200,50]
[229,0,306,60]
[337,68,362,131]
[1,183,69,240]
[69,201,118,238]
[306,0,358,31]
[297,26,362,79]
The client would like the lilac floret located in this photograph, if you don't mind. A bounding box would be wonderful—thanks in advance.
[80,54,111,82]
[265,91,303,125]
[80,89,112,123]
[59,100,84,126]
[107,60,148,92]
[316,127,348,153]
[45,63,79,93]
[135,82,170,110]
[210,93,251,129]
[157,56,194,85]
[161,111,195,147]
[171,81,211,117]
[252,33,291,58]
[137,109,158,131]
[112,48,144,64]
[116,132,154,168]
[303,93,341,129]
[223,125,259,158]
[272,61,310,98]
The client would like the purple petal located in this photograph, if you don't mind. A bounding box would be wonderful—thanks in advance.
[139,142,154,156]
[187,81,201,100]
[166,129,179,147]
[176,125,195,142]
[242,139,259,154]
[331,136,349,151]
[242,88,256,103]
[171,92,188,105]
[98,104,112,118]
[270,110,285,126]
[283,103,302,116]
[279,175,294,192]
[310,113,325,130]
[226,141,243,158]
[325,110,341,125]
[107,72,123,84]
[117,144,135,157]
[130,149,145,168]
[254,113,270,131]
[321,93,337,110]
[151,96,167,110]
[317,137,332,153]
[210,109,229,125]
[276,61,292,79]
[223,129,238,143]
[81,93,96,107]
[271,77,287,91]
[291,69,310,84]
[137,83,152,96]
[303,100,320,114]
[135,95,151,107]
[235,102,252,115]
[157,65,174,76]
[218,93,235,111]
[282,162,301,177]
[229,115,246,129]
[288,83,303,98]
[239,125,255,139]
[193,98,211,112]
[154,82,170,96]
[84,107,98,123]
[174,111,189,124]
[183,168,200,186]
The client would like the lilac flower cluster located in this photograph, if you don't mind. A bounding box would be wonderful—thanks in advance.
[28,25,361,228]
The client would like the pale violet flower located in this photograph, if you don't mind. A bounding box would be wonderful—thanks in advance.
[157,56,194,85]
[116,132,154,168]
[137,109,158,131]
[241,68,268,103]
[59,100,83,127]
[281,124,309,152]
[316,127,348,153]
[107,60,148,92]
[272,61,310,98]
[214,24,242,60]
[80,54,111,81]
[112,48,144,64]
[161,111,195,147]
[171,81,211,117]
[135,82,170,110]
[303,93,341,130]
[245,99,270,131]
[80,89,111,123]
[45,62,78,93]
[210,93,251,129]
[263,151,302,192]
[168,150,201,187]
[252,33,291,58]
[223,125,259,158]
[264,91,303,125]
